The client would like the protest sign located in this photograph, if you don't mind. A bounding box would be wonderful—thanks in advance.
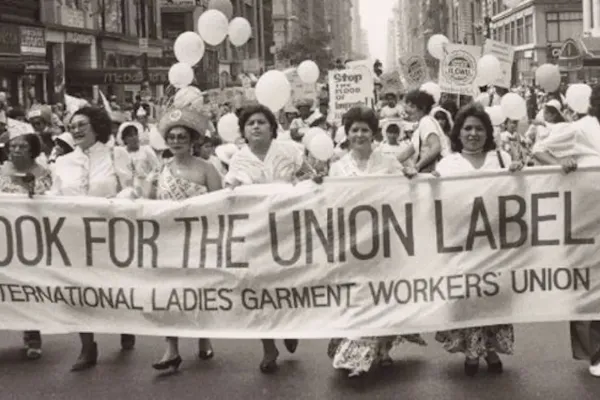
[284,68,318,108]
[328,68,374,123]
[399,54,428,88]
[438,44,482,95]
[483,39,515,89]
[380,71,404,95]
[0,168,599,338]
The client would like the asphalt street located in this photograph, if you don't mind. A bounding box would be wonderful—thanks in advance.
[0,323,599,400]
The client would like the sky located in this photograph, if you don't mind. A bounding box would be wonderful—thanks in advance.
[359,0,395,63]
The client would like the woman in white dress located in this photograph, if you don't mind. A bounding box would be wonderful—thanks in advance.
[432,104,522,376]
[225,104,316,373]
[327,106,427,378]
[147,107,223,373]
[397,89,449,173]
[49,106,136,371]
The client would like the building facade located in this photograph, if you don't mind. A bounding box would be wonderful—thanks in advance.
[325,0,353,60]
[488,0,583,85]
[0,1,49,108]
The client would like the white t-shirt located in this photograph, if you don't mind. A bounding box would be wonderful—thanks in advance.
[410,115,450,164]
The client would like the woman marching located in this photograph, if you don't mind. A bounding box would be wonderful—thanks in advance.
[48,106,137,371]
[0,126,53,360]
[326,106,427,378]
[429,103,523,376]
[224,103,318,373]
[146,106,223,373]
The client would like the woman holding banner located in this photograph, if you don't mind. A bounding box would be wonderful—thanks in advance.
[48,106,137,371]
[146,106,223,373]
[326,106,427,378]
[224,103,317,374]
[0,126,52,361]
[432,104,522,377]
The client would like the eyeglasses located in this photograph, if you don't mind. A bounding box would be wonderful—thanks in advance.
[166,134,190,143]
[68,121,90,132]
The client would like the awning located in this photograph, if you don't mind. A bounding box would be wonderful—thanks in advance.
[558,37,600,71]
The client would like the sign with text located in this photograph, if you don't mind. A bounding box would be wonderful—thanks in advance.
[328,68,374,123]
[66,68,170,85]
[20,27,46,56]
[0,169,600,336]
[399,54,428,88]
[284,68,318,109]
[483,39,515,89]
[0,23,21,56]
[438,44,482,95]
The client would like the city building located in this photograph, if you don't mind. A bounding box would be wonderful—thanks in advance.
[350,0,364,58]
[386,15,398,71]
[554,0,600,83]
[325,0,353,60]
[360,28,370,58]
[488,0,583,84]
[273,0,325,50]
[0,1,49,108]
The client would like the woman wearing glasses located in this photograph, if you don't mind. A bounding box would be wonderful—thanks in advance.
[49,106,136,371]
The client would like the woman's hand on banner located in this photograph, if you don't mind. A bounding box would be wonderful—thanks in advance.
[430,170,440,178]
[402,166,418,179]
[560,158,578,174]
[509,161,524,172]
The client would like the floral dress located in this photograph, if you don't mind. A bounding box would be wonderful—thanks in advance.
[0,166,52,195]
[499,130,533,165]
[434,151,515,359]
[327,149,427,375]
[155,160,208,200]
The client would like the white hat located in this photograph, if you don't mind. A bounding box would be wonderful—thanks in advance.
[545,99,562,112]
[54,132,75,150]
[116,121,144,145]
[136,107,147,117]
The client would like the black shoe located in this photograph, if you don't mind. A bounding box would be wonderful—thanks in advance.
[485,357,503,374]
[121,334,135,351]
[259,358,278,374]
[283,339,298,354]
[198,350,214,360]
[464,359,479,377]
[71,342,98,372]
[152,356,182,371]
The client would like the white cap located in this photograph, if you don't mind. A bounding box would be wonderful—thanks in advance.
[136,107,147,117]
[545,99,562,112]
[55,132,75,150]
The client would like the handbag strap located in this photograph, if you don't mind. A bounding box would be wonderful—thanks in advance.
[496,150,505,168]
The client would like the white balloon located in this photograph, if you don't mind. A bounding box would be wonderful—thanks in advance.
[168,63,194,89]
[485,106,505,126]
[308,132,335,161]
[421,81,441,103]
[500,93,527,120]
[566,84,592,114]
[228,17,252,47]
[174,32,205,66]
[477,54,502,85]
[217,113,240,143]
[302,127,324,148]
[255,70,291,112]
[427,34,449,60]
[476,93,491,106]
[208,0,234,20]
[198,10,229,46]
[297,60,320,84]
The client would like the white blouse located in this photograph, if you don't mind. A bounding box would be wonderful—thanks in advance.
[50,141,132,198]
[436,150,512,176]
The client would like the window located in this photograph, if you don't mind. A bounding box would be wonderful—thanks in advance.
[546,11,583,42]
[524,15,533,43]
[510,21,516,45]
[498,25,504,43]
[100,0,125,34]
[516,18,524,45]
[504,23,510,43]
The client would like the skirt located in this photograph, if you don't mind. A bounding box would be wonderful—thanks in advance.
[328,334,427,374]
[435,324,514,359]
[570,320,600,365]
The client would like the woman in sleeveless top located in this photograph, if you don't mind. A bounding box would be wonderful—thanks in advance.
[145,107,222,373]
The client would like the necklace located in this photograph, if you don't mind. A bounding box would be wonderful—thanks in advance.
[462,149,484,155]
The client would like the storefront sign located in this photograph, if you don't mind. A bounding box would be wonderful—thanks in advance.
[0,23,21,56]
[65,32,94,45]
[59,6,85,29]
[66,68,170,85]
[20,27,46,56]
[25,63,50,73]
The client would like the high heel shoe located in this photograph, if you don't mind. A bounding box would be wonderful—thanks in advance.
[485,356,503,374]
[152,355,182,371]
[464,359,479,377]
[120,334,135,351]
[198,349,214,360]
[25,347,42,360]
[259,349,279,374]
[71,342,98,372]
[283,339,298,354]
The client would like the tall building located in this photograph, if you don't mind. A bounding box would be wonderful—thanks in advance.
[326,0,353,60]
[360,28,370,57]
[487,0,583,84]
[386,16,398,71]
[351,0,363,58]
[273,0,326,50]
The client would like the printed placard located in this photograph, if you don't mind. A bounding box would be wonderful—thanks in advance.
[438,44,482,95]
[328,68,375,123]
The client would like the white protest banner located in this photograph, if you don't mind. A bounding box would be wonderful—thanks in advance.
[483,39,515,89]
[399,54,428,88]
[328,68,374,123]
[438,44,482,95]
[1,168,600,338]
[284,68,318,107]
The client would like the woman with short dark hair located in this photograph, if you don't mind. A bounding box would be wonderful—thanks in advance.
[50,106,136,371]
[225,103,316,373]
[0,128,52,361]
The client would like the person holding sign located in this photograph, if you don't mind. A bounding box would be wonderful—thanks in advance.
[397,90,449,175]
[432,104,521,377]
[49,106,136,371]
[146,105,223,373]
[224,104,318,373]
[327,106,426,378]
[0,126,53,361]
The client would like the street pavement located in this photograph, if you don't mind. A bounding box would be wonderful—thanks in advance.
[0,323,599,399]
